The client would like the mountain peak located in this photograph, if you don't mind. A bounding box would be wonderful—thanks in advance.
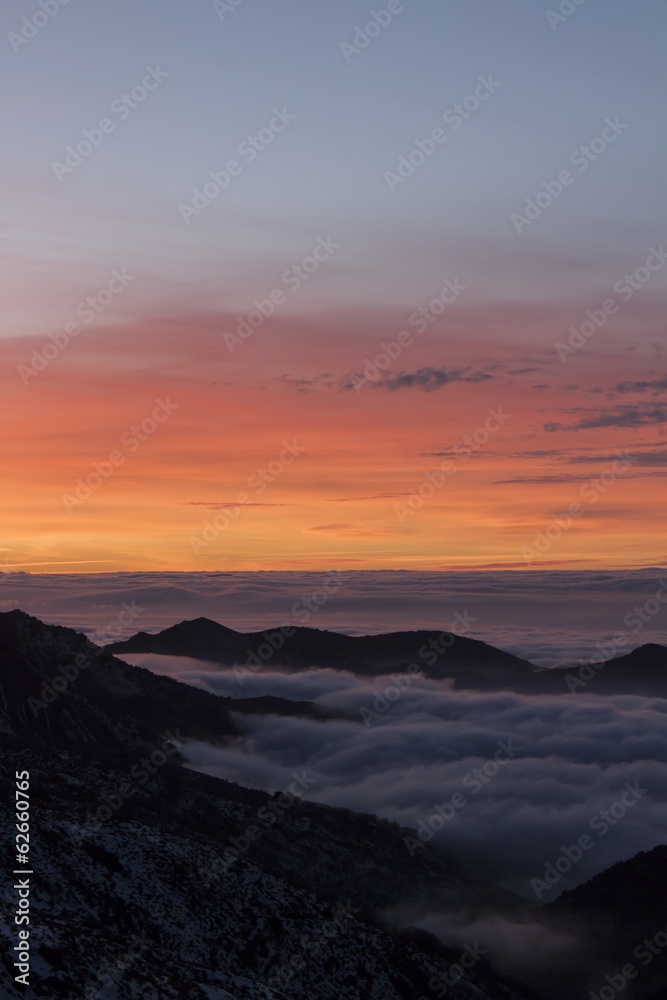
[107,616,537,682]
[630,642,667,655]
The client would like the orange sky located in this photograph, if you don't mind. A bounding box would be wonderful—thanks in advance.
[3,302,666,572]
[3,0,665,576]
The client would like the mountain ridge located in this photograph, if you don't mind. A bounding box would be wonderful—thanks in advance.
[106,614,538,682]
[105,614,667,697]
[0,608,536,1000]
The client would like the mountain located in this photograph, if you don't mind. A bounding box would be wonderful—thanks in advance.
[541,846,667,1000]
[107,615,538,684]
[515,643,667,698]
[569,643,667,697]
[107,616,667,698]
[0,610,335,755]
[0,610,535,1000]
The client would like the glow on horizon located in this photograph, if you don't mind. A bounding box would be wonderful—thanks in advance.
[2,0,665,572]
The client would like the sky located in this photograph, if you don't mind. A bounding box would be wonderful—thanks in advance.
[2,0,666,573]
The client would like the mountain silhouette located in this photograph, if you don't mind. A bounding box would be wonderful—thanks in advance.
[518,643,667,698]
[541,846,667,1000]
[107,615,538,683]
[0,609,536,1000]
[0,610,334,754]
[107,616,667,698]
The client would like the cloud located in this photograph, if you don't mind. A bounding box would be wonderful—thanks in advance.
[302,523,407,537]
[497,447,667,475]
[569,450,667,466]
[614,374,667,394]
[172,673,667,901]
[181,501,295,509]
[545,406,667,431]
[495,475,604,485]
[351,367,494,393]
[278,367,496,395]
[277,374,337,394]
[7,568,667,668]
[495,473,667,484]
[391,908,580,983]
[326,494,411,502]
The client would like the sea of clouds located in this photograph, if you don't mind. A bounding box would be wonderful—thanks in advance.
[6,567,664,980]
[124,651,667,903]
[3,568,667,667]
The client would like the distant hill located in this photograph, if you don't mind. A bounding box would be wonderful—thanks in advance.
[107,615,667,698]
[107,615,538,684]
[520,643,667,698]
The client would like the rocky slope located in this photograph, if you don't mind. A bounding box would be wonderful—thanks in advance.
[0,610,535,1000]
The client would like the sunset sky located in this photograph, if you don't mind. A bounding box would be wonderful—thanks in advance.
[3,0,666,573]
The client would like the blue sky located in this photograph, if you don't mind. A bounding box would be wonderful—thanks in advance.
[3,0,665,332]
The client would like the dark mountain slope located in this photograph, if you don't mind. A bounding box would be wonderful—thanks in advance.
[0,610,535,1000]
[0,610,334,756]
[107,615,538,683]
[513,643,667,698]
[541,846,667,1000]
[0,747,535,1000]
[547,844,667,938]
